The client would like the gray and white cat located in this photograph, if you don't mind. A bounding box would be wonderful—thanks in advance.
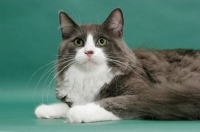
[35,8,200,123]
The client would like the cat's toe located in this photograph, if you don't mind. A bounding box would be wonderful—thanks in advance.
[67,106,84,123]
[35,104,55,119]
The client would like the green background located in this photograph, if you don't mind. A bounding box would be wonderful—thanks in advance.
[0,0,200,131]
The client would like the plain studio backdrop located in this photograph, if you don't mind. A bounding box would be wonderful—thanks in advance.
[0,0,200,132]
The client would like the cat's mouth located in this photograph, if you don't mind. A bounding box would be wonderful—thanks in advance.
[75,54,106,67]
[79,57,106,68]
[83,58,97,65]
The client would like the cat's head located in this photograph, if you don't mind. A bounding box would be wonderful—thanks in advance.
[57,8,134,77]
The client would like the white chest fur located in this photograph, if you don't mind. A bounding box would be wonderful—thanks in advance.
[56,64,117,106]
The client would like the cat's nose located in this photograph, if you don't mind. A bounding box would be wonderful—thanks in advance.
[85,50,94,57]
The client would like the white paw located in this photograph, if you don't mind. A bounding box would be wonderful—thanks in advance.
[67,105,86,123]
[35,104,54,118]
[66,103,119,123]
[35,103,69,119]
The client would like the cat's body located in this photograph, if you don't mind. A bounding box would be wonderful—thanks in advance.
[98,48,200,120]
[35,8,200,123]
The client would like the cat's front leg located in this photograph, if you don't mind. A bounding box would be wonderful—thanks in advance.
[35,102,69,119]
[67,95,141,123]
[66,102,120,123]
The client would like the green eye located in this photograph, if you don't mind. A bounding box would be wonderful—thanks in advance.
[74,38,84,47]
[98,38,107,46]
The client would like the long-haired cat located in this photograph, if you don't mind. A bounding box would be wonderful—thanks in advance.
[35,8,200,123]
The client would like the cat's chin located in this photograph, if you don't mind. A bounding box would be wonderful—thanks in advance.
[84,60,98,65]
[76,60,106,71]
[81,61,101,69]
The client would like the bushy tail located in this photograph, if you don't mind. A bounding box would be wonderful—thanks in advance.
[138,83,200,120]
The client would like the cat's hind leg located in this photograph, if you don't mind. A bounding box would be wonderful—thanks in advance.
[35,102,69,119]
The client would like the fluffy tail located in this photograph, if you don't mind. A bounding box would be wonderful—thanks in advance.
[99,83,200,120]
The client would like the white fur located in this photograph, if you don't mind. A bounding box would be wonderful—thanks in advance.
[35,34,122,122]
[57,64,114,106]
[35,102,69,118]
[67,102,119,123]
[84,34,95,53]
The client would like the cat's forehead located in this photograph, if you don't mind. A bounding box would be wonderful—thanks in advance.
[79,24,99,35]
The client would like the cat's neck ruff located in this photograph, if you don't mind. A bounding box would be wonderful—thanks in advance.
[70,63,109,75]
[61,64,121,106]
[64,64,114,84]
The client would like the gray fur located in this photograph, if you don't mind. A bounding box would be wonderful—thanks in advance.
[57,8,200,120]
[97,49,200,120]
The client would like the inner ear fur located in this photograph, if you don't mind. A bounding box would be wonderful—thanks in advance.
[102,8,124,38]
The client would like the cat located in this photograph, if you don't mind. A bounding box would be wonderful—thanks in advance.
[35,8,200,123]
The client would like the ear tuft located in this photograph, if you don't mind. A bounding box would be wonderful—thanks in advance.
[102,8,124,38]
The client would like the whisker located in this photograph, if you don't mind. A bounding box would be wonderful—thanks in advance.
[36,58,74,88]
[31,57,75,105]
[46,61,75,103]
[28,60,59,106]
[106,53,160,87]
[41,59,75,103]
[108,58,152,86]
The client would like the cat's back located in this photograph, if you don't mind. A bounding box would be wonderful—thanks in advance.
[132,48,200,86]
[133,48,200,65]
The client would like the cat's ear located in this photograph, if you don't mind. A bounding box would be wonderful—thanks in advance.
[102,8,124,38]
[59,11,79,39]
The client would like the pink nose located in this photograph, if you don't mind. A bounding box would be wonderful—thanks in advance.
[85,50,94,57]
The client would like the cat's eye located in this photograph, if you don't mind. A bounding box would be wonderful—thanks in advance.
[97,38,107,46]
[74,38,84,47]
